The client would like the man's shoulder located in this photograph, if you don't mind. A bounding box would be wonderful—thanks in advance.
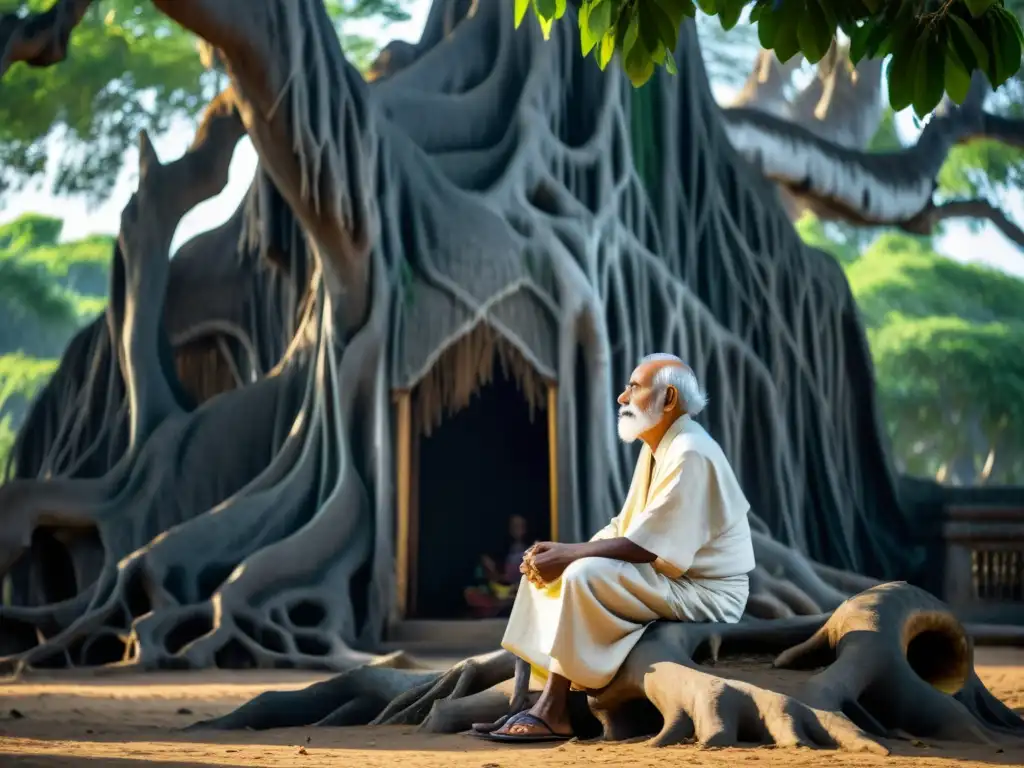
[666,419,722,461]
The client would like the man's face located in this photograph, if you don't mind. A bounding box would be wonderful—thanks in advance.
[616,362,668,443]
[509,515,527,540]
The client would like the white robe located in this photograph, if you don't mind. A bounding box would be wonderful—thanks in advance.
[501,414,755,690]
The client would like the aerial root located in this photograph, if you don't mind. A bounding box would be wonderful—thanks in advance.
[372,650,517,726]
[0,475,112,574]
[187,662,442,731]
[190,583,1024,751]
[750,532,849,612]
[587,619,887,752]
[773,582,1024,744]
[587,582,1023,750]
[607,662,888,752]
[419,689,520,734]
[187,649,518,732]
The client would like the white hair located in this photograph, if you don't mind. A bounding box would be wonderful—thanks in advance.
[639,353,709,417]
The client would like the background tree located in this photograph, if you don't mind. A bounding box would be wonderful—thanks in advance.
[0,0,408,202]
[0,214,110,471]
[846,232,1024,485]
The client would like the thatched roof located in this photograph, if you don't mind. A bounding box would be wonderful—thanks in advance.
[391,269,560,437]
[386,120,561,433]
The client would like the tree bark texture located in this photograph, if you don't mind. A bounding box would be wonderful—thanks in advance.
[0,0,1009,695]
[192,582,1024,751]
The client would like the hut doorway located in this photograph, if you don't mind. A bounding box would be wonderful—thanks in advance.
[393,331,558,621]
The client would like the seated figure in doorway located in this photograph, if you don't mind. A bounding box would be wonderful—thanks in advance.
[481,353,755,742]
[464,514,531,618]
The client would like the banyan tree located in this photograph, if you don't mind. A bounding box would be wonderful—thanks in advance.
[1,0,1023,751]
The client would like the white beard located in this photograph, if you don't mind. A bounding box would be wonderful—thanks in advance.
[617,397,663,443]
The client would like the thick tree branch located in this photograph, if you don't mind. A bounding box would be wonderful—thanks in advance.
[117,91,245,450]
[162,87,246,222]
[0,0,94,74]
[902,199,1024,248]
[151,0,376,337]
[723,102,1024,244]
[978,112,1024,148]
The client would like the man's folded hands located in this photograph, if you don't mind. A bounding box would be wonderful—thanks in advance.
[520,546,546,588]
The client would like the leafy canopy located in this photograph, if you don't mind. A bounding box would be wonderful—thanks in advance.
[0,215,78,327]
[836,231,1024,482]
[0,353,59,475]
[0,214,111,350]
[0,214,114,472]
[519,0,1024,116]
[0,0,409,202]
[0,0,213,202]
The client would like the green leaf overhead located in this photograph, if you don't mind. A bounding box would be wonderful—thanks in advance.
[525,0,1024,112]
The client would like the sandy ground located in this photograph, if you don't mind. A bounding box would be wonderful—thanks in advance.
[0,649,1023,768]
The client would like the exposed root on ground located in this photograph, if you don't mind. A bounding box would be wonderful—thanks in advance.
[195,583,1024,751]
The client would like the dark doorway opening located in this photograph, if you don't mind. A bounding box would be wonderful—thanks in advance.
[413,369,551,619]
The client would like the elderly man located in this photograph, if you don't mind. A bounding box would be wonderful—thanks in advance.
[484,353,754,742]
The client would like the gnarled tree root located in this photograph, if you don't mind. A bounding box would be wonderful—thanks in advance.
[188,649,517,731]
[192,582,1024,753]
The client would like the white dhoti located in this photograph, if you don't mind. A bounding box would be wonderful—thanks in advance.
[502,414,757,690]
[501,558,749,689]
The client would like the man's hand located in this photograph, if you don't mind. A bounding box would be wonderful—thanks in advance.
[523,541,580,585]
[520,546,543,587]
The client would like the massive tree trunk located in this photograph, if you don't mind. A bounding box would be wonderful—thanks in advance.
[0,0,1006,703]
[2,0,1022,751]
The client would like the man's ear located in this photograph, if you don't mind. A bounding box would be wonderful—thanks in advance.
[664,386,678,411]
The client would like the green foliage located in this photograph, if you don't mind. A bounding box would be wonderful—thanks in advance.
[928,2,1024,208]
[0,215,77,327]
[846,232,1024,326]
[0,0,214,202]
[836,232,1024,483]
[325,0,412,72]
[0,353,59,405]
[0,214,112,471]
[0,212,64,248]
[0,213,110,347]
[1,0,410,202]
[868,314,1024,480]
[523,1,1024,115]
[795,212,875,265]
[795,220,1024,482]
[870,314,1024,425]
[939,140,1024,211]
[0,214,111,324]
[0,252,77,327]
[0,415,14,475]
[0,354,58,472]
